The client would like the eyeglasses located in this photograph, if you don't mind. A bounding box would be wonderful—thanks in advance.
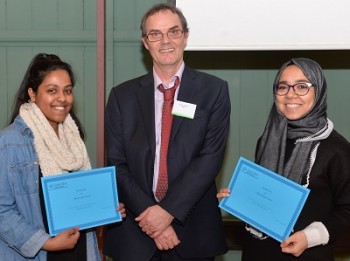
[146,29,184,42]
[273,82,313,96]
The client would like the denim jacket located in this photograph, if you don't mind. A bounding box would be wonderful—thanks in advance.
[0,116,101,261]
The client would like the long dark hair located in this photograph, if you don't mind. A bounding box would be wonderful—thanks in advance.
[9,53,85,139]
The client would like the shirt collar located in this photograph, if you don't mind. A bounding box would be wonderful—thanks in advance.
[153,62,185,90]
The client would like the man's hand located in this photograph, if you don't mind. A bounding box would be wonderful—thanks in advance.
[154,225,180,250]
[135,205,174,238]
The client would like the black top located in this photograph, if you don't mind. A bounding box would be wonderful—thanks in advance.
[243,130,350,261]
[39,172,87,261]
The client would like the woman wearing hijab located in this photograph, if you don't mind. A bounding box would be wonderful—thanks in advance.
[218,57,350,260]
[0,53,125,261]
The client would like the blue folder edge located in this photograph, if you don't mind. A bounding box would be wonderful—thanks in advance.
[41,166,122,236]
[219,157,310,242]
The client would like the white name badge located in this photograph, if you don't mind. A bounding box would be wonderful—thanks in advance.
[172,100,197,119]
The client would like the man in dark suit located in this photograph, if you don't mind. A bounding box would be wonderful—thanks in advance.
[104,3,230,261]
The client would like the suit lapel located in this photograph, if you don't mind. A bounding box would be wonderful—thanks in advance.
[137,73,156,158]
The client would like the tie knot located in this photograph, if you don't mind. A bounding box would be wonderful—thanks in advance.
[158,77,180,101]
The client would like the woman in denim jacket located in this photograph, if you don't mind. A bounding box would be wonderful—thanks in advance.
[0,53,125,261]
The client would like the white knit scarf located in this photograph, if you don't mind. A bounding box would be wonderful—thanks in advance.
[19,102,91,176]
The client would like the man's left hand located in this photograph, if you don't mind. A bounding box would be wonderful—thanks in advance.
[135,205,174,238]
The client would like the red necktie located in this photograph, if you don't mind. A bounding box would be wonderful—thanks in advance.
[155,77,180,201]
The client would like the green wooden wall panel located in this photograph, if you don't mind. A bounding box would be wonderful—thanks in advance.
[82,47,97,167]
[6,0,31,30]
[214,73,242,192]
[266,69,277,107]
[114,0,163,32]
[111,43,147,90]
[0,0,5,30]
[240,70,269,125]
[58,0,85,30]
[325,70,350,139]
[32,47,63,56]
[0,48,7,128]
[32,1,58,30]
[105,0,115,97]
[114,1,135,31]
[6,48,33,110]
[84,0,97,31]
[0,0,98,164]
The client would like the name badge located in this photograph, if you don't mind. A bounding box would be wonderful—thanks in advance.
[172,100,197,119]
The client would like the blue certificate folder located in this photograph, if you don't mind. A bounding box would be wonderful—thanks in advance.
[41,166,121,236]
[219,157,310,242]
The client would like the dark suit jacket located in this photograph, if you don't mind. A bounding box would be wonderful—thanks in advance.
[104,66,230,261]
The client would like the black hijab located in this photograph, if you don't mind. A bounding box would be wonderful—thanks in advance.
[255,58,328,183]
